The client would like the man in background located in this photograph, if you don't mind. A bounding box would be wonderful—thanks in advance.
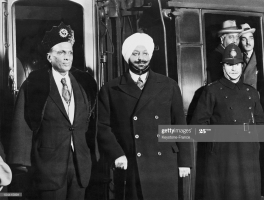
[207,20,242,83]
[239,23,258,89]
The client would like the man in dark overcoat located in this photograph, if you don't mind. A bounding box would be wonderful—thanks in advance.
[191,43,264,200]
[207,20,242,83]
[7,22,97,200]
[97,33,192,200]
[239,23,258,89]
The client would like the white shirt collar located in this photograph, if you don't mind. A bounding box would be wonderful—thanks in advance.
[52,68,69,81]
[245,50,253,58]
[129,70,149,83]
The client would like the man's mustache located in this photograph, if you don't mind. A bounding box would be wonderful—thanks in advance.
[135,60,148,64]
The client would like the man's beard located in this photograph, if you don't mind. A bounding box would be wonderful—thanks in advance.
[129,60,150,75]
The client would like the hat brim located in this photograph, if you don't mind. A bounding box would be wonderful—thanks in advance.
[221,58,243,65]
[218,29,242,37]
[239,28,256,37]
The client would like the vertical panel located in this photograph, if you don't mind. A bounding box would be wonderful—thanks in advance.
[0,0,7,136]
[176,8,204,114]
[179,46,203,111]
[178,9,201,43]
[175,8,203,200]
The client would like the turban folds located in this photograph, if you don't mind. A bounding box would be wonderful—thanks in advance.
[122,33,154,63]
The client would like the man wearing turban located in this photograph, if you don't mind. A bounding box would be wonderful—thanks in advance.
[97,33,192,200]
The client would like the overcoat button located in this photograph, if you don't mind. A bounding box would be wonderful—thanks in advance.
[158,152,162,156]
[249,96,251,99]
[135,135,139,139]
[247,88,249,91]
[133,116,138,120]
[137,153,141,157]
[220,87,223,90]
[69,127,74,131]
[233,119,236,122]
[230,107,233,110]
[249,107,252,109]
[157,134,160,137]
[155,115,159,119]
[225,96,228,98]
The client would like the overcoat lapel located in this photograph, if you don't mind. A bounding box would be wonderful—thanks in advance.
[134,70,166,114]
[70,73,85,124]
[117,72,142,99]
[49,71,70,122]
[244,52,257,74]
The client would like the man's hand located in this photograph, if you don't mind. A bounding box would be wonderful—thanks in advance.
[115,155,128,170]
[179,167,190,177]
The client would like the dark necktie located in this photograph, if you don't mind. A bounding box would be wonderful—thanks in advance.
[136,76,144,90]
[243,53,250,64]
[61,78,71,104]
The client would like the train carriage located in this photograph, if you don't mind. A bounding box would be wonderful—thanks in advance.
[1,0,264,199]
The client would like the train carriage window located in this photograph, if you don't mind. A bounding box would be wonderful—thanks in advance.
[13,1,84,89]
[204,12,263,90]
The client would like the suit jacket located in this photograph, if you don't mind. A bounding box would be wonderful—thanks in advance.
[8,67,97,190]
[98,70,192,200]
[243,51,258,89]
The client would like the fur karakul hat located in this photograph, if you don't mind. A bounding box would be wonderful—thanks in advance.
[42,22,75,52]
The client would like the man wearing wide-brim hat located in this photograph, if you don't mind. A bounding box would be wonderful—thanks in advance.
[8,22,97,200]
[207,20,242,83]
[239,23,258,89]
[191,43,264,200]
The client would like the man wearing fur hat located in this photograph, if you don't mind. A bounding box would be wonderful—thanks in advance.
[239,23,258,89]
[97,33,192,200]
[191,43,264,200]
[207,20,242,83]
[8,22,97,199]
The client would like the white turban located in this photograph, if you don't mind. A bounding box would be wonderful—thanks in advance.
[122,33,154,63]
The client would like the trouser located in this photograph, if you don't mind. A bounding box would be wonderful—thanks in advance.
[38,150,85,200]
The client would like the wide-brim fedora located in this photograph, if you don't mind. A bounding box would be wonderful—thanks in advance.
[218,20,242,37]
[239,23,255,37]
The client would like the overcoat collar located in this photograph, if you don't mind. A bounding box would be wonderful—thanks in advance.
[118,70,166,114]
[219,77,244,90]
[118,71,142,99]
[244,51,257,72]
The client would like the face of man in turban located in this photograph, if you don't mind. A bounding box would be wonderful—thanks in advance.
[47,42,73,76]
[129,45,150,72]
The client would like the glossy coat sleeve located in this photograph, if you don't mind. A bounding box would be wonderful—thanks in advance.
[97,85,125,163]
[190,87,214,125]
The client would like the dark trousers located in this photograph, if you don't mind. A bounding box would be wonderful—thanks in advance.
[39,150,85,200]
